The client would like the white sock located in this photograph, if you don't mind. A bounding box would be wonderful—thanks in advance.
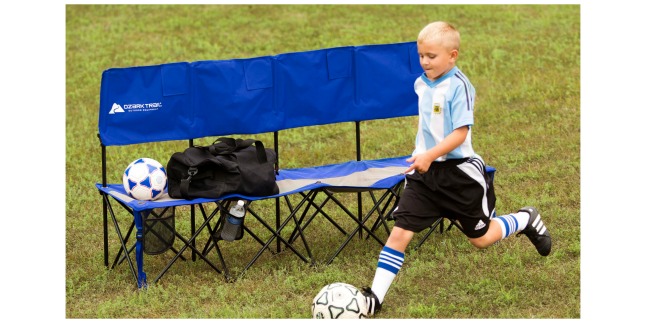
[492,212,530,239]
[370,246,404,304]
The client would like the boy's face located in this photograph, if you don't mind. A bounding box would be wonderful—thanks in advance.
[417,39,458,81]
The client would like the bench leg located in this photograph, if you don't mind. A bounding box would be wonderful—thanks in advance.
[103,194,141,288]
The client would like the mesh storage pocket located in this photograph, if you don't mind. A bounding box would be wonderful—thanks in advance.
[143,207,176,255]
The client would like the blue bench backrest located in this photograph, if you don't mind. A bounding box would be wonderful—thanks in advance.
[98,41,423,146]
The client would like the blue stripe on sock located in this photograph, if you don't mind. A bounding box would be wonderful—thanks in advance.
[504,215,515,233]
[382,246,404,259]
[379,258,402,270]
[377,261,400,274]
[376,246,405,274]
[499,216,510,238]
[510,215,519,234]
[379,253,403,266]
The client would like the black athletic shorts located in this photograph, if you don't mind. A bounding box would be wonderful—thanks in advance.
[393,156,496,239]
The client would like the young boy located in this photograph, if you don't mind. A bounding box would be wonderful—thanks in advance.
[361,21,552,316]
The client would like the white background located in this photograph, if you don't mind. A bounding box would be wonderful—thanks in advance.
[1,1,642,321]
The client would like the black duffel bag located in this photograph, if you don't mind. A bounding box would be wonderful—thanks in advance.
[166,138,279,199]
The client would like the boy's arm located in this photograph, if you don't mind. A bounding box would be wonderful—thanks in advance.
[403,125,469,174]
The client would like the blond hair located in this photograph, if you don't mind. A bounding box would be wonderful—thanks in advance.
[417,21,460,51]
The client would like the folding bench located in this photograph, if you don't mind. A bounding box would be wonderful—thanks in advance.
[96,179,316,286]
[96,41,496,287]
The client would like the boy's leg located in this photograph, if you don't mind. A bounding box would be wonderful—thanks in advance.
[453,156,550,256]
[492,211,530,240]
[362,168,444,315]
[469,211,530,248]
[363,226,414,316]
[470,207,551,256]
[373,228,414,299]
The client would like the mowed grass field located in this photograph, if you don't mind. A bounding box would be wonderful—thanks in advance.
[66,4,580,318]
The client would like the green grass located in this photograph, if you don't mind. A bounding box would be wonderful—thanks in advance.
[66,4,580,318]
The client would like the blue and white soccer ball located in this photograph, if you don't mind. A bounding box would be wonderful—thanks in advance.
[312,282,368,319]
[122,158,167,201]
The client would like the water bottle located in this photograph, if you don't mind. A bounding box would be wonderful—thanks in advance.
[221,200,245,241]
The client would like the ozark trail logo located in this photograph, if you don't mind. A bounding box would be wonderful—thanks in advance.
[109,103,124,114]
[110,102,162,114]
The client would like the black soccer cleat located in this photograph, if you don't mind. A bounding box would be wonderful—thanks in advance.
[361,287,382,316]
[517,206,551,256]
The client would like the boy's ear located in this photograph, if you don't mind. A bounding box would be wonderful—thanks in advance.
[450,49,459,60]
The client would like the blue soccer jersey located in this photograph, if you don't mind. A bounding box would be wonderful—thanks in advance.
[412,66,476,161]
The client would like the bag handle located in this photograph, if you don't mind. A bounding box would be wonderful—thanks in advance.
[209,137,268,164]
[179,167,198,199]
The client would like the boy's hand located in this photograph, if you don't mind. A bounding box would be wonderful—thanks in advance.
[404,153,433,175]
[403,126,470,175]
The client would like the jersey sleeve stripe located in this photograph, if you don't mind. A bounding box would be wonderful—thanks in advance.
[455,71,473,111]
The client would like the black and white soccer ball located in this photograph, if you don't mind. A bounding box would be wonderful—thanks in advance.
[312,282,368,319]
[122,158,167,201]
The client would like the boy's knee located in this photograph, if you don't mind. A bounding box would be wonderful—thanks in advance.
[468,224,501,249]
[390,229,410,241]
[469,236,492,249]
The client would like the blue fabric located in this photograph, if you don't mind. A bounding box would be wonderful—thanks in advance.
[98,42,423,146]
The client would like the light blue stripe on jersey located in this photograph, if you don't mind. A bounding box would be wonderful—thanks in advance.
[377,246,404,274]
